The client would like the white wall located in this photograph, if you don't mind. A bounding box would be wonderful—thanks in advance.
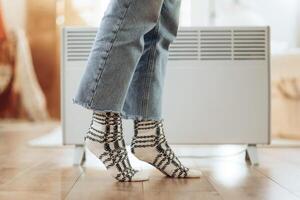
[187,0,300,48]
[244,0,300,48]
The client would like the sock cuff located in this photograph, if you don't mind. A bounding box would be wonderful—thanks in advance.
[134,120,162,130]
[93,111,122,126]
[93,111,121,117]
[134,119,163,125]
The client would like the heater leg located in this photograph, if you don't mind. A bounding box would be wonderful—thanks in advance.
[245,144,259,166]
[73,145,86,166]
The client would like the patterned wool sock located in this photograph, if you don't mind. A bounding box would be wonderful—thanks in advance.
[131,119,202,178]
[84,111,148,182]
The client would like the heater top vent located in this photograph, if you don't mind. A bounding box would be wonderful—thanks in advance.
[168,27,269,61]
[64,27,269,62]
[232,30,267,60]
[65,29,97,62]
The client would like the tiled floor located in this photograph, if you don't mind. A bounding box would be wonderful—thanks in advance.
[0,121,300,200]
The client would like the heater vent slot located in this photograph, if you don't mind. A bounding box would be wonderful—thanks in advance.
[199,30,232,60]
[66,30,97,61]
[169,29,199,60]
[233,30,267,60]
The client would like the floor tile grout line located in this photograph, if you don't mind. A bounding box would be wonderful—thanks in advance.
[255,149,300,199]
[63,167,85,200]
[203,172,226,200]
[253,166,300,199]
[142,179,145,200]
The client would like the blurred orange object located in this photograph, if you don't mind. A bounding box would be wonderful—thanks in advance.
[0,6,7,41]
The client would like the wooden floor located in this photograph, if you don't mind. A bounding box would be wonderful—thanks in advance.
[0,121,300,200]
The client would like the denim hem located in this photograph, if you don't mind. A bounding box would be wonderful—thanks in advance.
[121,113,163,121]
[72,98,162,121]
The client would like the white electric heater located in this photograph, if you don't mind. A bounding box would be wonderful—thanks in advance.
[61,26,270,165]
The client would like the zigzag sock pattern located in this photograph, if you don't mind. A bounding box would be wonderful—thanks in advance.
[131,120,196,178]
[84,111,146,182]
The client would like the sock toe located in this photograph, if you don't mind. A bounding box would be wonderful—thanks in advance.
[186,169,202,178]
[131,171,149,182]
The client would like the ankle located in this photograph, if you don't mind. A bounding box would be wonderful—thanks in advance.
[131,119,165,157]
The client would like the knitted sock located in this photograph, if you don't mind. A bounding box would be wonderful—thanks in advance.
[131,119,202,178]
[84,111,148,182]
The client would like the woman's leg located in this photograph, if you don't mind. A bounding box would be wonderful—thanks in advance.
[73,0,165,113]
[122,0,182,120]
[129,0,202,178]
[75,0,166,182]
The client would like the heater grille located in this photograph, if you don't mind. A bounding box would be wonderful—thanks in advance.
[168,29,199,60]
[66,30,97,61]
[169,27,268,61]
[198,30,232,60]
[233,30,267,60]
[65,27,268,62]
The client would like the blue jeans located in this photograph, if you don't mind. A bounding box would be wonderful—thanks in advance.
[73,0,182,120]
